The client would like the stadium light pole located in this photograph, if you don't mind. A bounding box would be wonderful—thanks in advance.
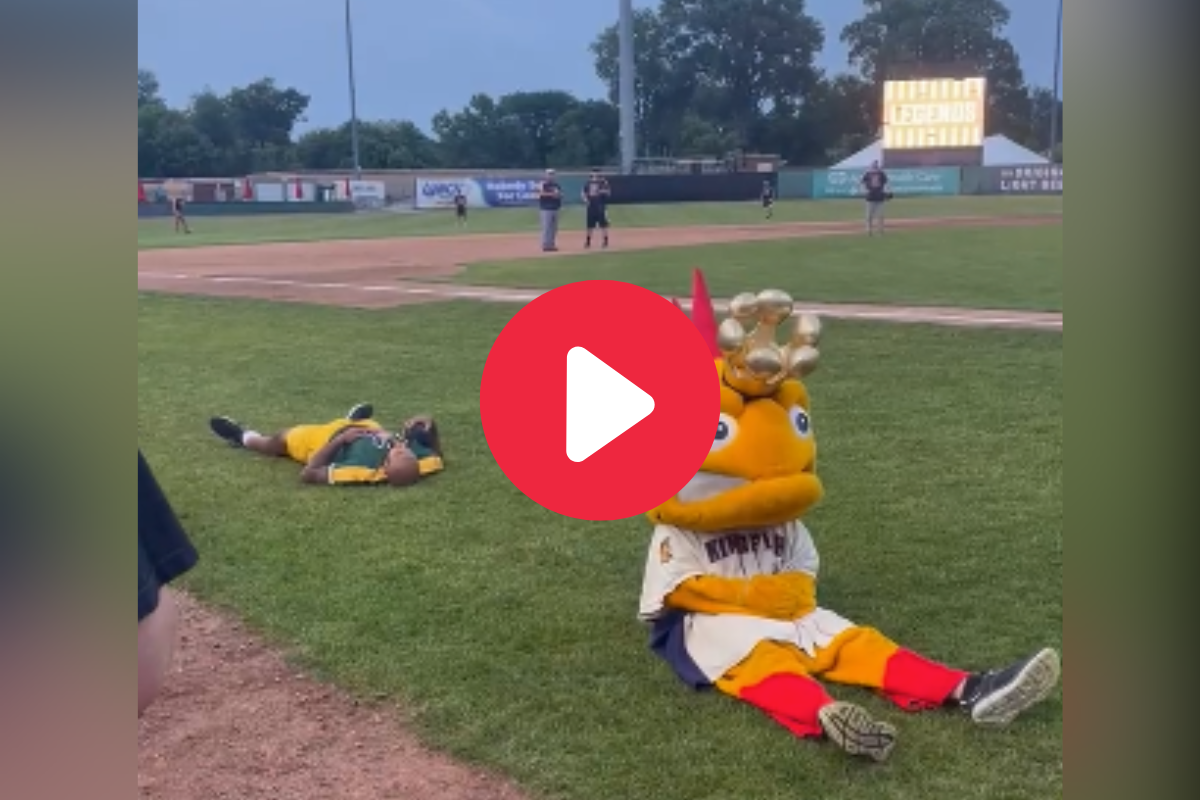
[1049,0,1063,160]
[345,0,363,178]
[618,0,637,174]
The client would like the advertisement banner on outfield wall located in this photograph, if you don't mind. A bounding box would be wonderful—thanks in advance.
[989,165,1062,194]
[415,177,544,209]
[812,167,961,198]
[415,177,485,209]
[348,180,387,207]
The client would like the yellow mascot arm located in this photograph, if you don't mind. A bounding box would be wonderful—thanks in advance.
[665,573,817,621]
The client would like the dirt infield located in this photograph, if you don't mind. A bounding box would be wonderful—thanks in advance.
[137,213,1061,799]
[139,593,528,800]
[137,214,1063,329]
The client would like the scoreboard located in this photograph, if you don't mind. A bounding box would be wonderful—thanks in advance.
[881,77,987,166]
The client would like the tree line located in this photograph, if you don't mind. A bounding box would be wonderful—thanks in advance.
[138,0,1063,179]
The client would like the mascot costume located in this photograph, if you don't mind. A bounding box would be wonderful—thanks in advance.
[640,273,1060,763]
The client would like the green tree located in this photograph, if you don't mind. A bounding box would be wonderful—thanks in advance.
[783,74,878,165]
[364,121,442,169]
[549,101,620,168]
[591,7,691,155]
[138,68,162,109]
[659,0,825,142]
[433,92,585,168]
[296,121,442,170]
[432,94,520,168]
[138,75,312,177]
[675,114,739,158]
[841,0,1034,144]
[188,90,242,173]
[1028,86,1063,153]
[496,91,581,167]
[225,78,310,148]
[592,0,825,157]
[138,103,218,178]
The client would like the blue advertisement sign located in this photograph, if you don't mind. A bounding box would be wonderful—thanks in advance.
[415,177,543,209]
[477,178,542,208]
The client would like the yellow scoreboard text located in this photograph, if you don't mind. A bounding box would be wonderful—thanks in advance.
[882,78,987,150]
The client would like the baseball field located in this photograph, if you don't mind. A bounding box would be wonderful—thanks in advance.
[137,196,1063,800]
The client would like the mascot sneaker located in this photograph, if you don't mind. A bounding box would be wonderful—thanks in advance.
[818,702,898,763]
[960,648,1061,726]
[346,403,374,421]
[209,416,246,448]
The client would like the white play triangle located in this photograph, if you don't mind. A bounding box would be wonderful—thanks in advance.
[566,347,656,463]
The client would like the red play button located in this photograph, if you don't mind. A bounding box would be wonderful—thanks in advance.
[480,280,720,521]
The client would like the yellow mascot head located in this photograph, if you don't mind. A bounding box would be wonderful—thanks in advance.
[650,277,824,533]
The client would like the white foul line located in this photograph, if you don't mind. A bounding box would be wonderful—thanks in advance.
[137,273,1061,331]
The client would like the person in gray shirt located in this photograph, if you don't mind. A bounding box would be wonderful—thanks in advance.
[861,161,891,236]
[538,169,563,252]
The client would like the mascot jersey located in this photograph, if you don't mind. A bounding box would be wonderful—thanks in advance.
[638,276,1061,763]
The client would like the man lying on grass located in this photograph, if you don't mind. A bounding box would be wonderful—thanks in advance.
[209,403,443,487]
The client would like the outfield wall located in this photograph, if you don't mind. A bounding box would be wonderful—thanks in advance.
[408,165,1060,207]
[138,201,356,218]
[137,165,1060,217]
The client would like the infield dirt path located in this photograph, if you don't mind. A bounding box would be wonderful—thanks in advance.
[137,213,1061,800]
[138,214,1062,330]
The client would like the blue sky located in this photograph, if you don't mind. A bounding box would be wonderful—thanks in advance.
[138,0,1060,133]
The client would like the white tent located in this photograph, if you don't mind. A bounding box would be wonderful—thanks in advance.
[831,135,1048,169]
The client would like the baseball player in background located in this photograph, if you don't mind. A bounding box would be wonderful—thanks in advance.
[761,180,775,219]
[453,188,468,227]
[538,169,563,252]
[581,169,612,249]
[862,161,891,236]
[171,195,191,235]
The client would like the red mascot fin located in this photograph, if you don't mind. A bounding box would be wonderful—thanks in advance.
[690,269,721,359]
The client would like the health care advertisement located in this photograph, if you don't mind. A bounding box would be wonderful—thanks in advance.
[813,167,961,198]
[415,177,543,209]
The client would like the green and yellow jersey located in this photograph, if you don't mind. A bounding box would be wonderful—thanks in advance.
[325,426,444,485]
[327,428,394,485]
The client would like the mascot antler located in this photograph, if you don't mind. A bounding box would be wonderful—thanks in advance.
[718,290,821,389]
[683,269,822,395]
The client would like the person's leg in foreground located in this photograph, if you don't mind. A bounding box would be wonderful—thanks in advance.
[138,451,200,716]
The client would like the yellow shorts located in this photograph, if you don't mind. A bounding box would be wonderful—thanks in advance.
[284,419,381,464]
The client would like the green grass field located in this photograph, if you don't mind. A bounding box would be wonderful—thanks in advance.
[138,294,1062,800]
[460,224,1063,312]
[136,196,1062,250]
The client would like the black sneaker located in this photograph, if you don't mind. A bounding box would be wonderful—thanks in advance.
[960,648,1061,726]
[209,416,245,448]
[346,403,374,421]
[818,702,897,763]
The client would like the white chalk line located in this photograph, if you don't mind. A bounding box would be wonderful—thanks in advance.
[138,272,1062,331]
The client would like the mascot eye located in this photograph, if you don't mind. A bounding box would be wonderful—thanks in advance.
[712,414,738,453]
[789,406,812,439]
